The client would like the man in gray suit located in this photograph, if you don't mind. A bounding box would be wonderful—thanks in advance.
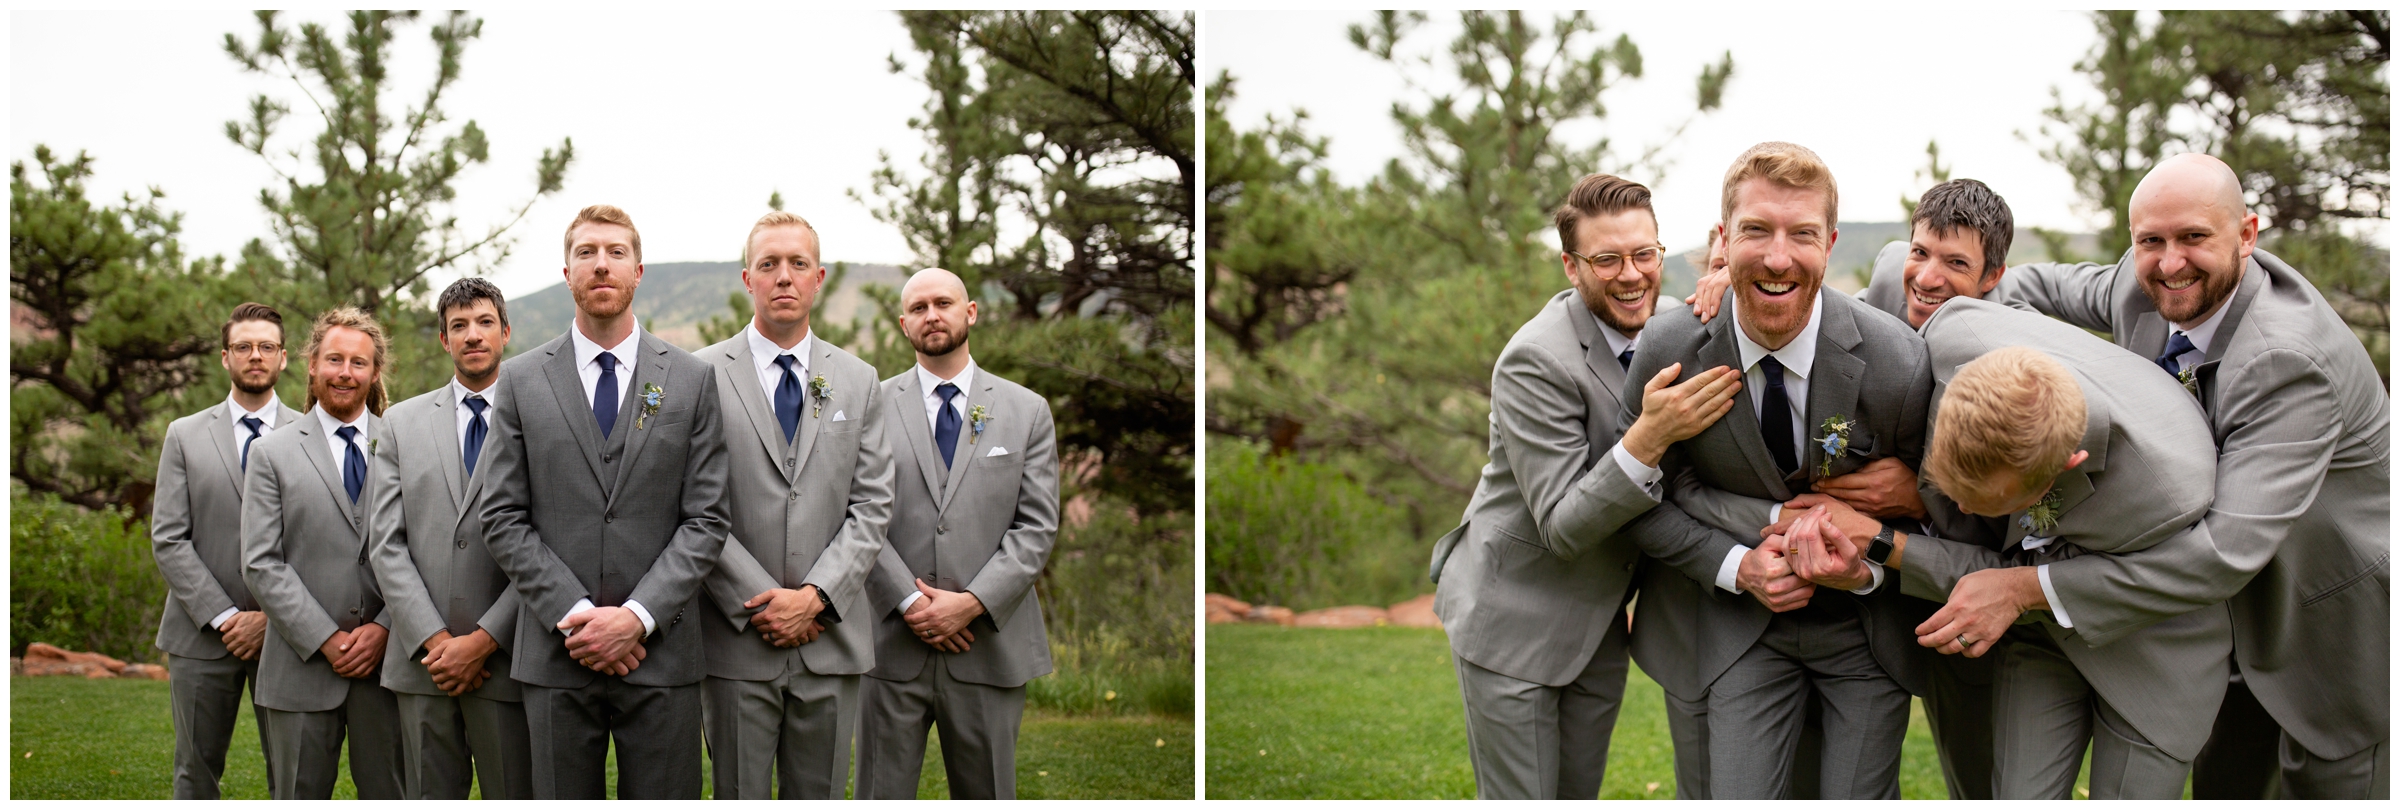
[1782,299,2231,797]
[367,278,533,798]
[239,307,405,799]
[856,268,1061,800]
[697,212,894,798]
[2000,154,2390,798]
[1426,173,1744,799]
[478,205,734,799]
[1621,142,1934,799]
[153,302,303,798]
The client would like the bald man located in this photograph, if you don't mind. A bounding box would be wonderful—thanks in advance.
[2002,153,2389,799]
[854,269,1060,799]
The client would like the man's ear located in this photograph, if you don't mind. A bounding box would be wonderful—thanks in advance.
[2062,449,2089,472]
[1978,265,2006,297]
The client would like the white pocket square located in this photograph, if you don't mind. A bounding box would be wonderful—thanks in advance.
[986,446,1010,457]
[830,410,848,422]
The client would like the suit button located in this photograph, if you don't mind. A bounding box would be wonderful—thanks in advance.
[605,512,615,523]
[1624,563,1635,572]
[789,493,798,501]
[603,454,613,463]
[456,540,467,549]
[786,458,795,468]
[937,524,947,534]
[349,608,360,615]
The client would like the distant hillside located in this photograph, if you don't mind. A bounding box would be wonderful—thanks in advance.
[1657,223,2101,299]
[504,261,908,354]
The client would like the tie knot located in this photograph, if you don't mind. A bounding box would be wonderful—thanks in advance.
[935,382,961,403]
[598,352,617,372]
[774,354,799,373]
[464,395,487,416]
[335,425,358,443]
[240,415,264,435]
[1759,355,1785,375]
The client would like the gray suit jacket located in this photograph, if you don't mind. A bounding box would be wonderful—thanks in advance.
[1623,286,1935,699]
[239,409,390,713]
[153,399,306,660]
[867,367,1059,689]
[2006,248,2390,759]
[699,334,895,681]
[1903,297,2230,759]
[1428,289,1685,686]
[477,330,735,689]
[368,383,522,700]
[1857,240,1912,324]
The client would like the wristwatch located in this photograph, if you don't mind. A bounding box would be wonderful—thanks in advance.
[1865,525,1897,565]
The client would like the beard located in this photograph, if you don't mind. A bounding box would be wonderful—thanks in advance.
[570,280,633,320]
[1730,264,1820,348]
[2144,243,2244,324]
[233,369,280,395]
[1577,274,1657,335]
[909,322,969,357]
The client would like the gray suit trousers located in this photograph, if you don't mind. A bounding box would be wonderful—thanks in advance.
[168,653,272,799]
[2279,732,2389,799]
[702,670,860,799]
[1706,608,1908,799]
[2197,677,2391,799]
[394,691,533,799]
[522,679,702,799]
[1920,656,1997,799]
[856,655,1028,799]
[259,676,404,799]
[1453,606,1629,799]
[1991,627,2189,799]
[1662,688,1709,799]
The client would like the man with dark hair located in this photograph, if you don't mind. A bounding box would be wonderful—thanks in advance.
[1863,179,2015,329]
[153,302,304,798]
[369,276,534,798]
[1427,172,1744,798]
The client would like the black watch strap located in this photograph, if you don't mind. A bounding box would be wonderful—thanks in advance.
[1866,525,1897,565]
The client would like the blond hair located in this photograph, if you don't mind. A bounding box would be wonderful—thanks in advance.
[299,306,392,416]
[563,204,642,262]
[1924,346,2085,504]
[1720,141,1839,227]
[740,210,821,268]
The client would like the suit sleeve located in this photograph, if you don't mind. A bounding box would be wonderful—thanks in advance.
[2043,348,2333,646]
[368,421,447,652]
[706,535,784,631]
[152,421,238,629]
[1612,353,1747,585]
[871,537,918,617]
[240,445,339,661]
[965,396,1061,631]
[626,368,735,622]
[1998,256,2124,333]
[1664,462,1778,537]
[478,372,592,636]
[802,372,897,623]
[1490,341,1668,560]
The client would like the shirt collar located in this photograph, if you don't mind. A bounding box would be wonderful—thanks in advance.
[1593,314,1637,359]
[228,392,284,425]
[449,376,495,409]
[745,322,814,376]
[569,320,643,373]
[917,358,978,398]
[2174,288,2236,357]
[313,404,367,437]
[1729,291,1824,380]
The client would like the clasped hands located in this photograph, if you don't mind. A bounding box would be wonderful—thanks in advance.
[744,585,827,648]
[316,622,389,679]
[1757,484,2045,660]
[220,610,269,661]
[419,628,499,696]
[1735,458,1923,613]
[559,606,648,676]
[904,579,983,654]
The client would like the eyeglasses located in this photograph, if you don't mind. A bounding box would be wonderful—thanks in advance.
[227,342,283,357]
[1567,245,1667,279]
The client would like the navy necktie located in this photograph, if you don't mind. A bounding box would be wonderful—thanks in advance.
[336,425,364,504]
[2156,332,2197,376]
[1617,347,1635,371]
[594,352,619,438]
[1758,356,1799,477]
[773,354,803,444]
[240,416,264,471]
[935,382,963,468]
[462,395,488,477]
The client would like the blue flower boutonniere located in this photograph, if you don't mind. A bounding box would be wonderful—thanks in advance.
[968,404,990,444]
[809,375,833,417]
[636,383,664,430]
[1814,415,1855,478]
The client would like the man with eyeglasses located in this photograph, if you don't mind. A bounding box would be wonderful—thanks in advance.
[1429,172,1744,799]
[152,302,307,798]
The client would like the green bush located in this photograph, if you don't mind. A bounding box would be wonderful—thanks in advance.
[10,489,166,662]
[1031,499,1193,716]
[1205,439,1425,611]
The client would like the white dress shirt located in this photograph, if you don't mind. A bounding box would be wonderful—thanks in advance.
[213,393,286,629]
[745,323,814,407]
[1708,293,1883,595]
[451,377,498,468]
[898,358,980,614]
[560,322,656,638]
[2161,288,2235,374]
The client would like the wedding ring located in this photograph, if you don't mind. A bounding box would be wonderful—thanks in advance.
[1957,633,1973,648]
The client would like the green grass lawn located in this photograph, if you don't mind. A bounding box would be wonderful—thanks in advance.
[10,675,1192,799]
[1207,624,2170,799]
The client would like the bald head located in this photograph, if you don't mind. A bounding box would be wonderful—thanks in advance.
[900,266,978,365]
[901,267,971,303]
[2131,153,2247,226]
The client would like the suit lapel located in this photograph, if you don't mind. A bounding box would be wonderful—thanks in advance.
[431,386,466,511]
[605,335,666,508]
[787,343,834,485]
[539,339,612,493]
[206,408,246,496]
[295,417,360,522]
[935,376,992,513]
[1803,302,1866,488]
[722,339,798,485]
[894,376,946,499]
[1700,305,1790,499]
[1565,290,1631,410]
[2192,261,2267,416]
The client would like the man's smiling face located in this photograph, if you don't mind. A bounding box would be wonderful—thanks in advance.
[1723,177,1836,349]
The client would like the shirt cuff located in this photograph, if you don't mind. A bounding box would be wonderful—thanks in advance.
[2037,564,2072,628]
[1714,545,1749,593]
[1848,559,1886,595]
[624,600,656,638]
[561,598,595,636]
[899,591,923,614]
[1609,441,1663,500]
[209,607,240,631]
[1768,504,1782,525]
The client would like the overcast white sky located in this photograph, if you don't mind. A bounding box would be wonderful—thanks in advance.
[1209,10,2121,252]
[12,10,931,301]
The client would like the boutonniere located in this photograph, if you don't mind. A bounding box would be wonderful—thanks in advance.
[636,383,664,430]
[808,374,833,417]
[968,404,990,444]
[2175,366,2200,399]
[368,438,379,455]
[2020,487,2065,536]
[1813,415,1855,478]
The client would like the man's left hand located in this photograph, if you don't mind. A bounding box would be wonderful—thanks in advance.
[333,623,388,679]
[1812,457,1928,520]
[1915,567,2044,658]
[422,628,499,696]
[745,586,825,647]
[1786,506,1873,591]
[904,579,985,643]
[561,606,646,673]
